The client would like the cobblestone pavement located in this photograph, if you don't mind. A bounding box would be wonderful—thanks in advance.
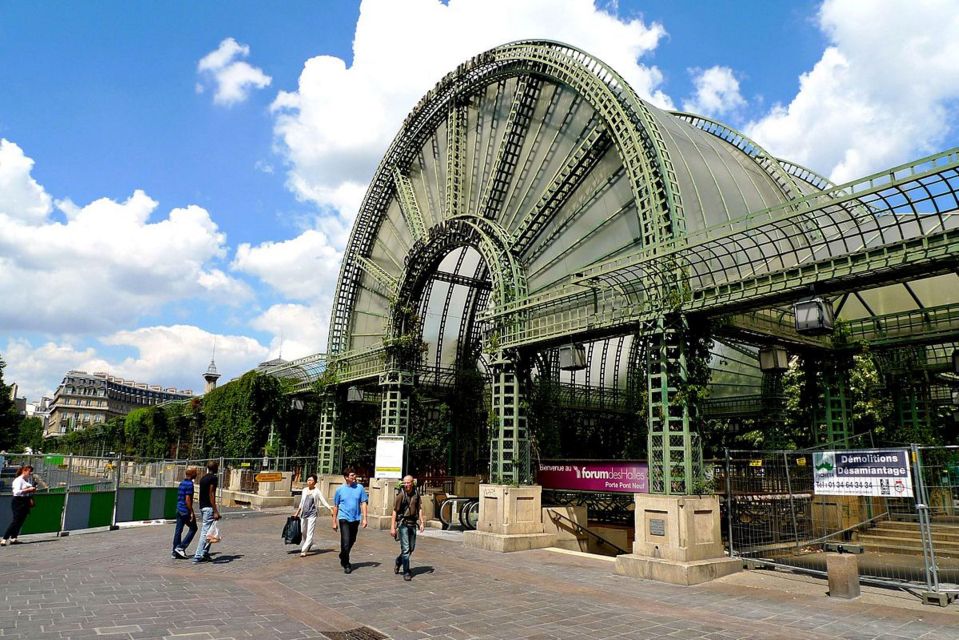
[1,510,957,639]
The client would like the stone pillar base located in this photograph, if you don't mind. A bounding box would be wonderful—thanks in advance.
[615,553,741,586]
[463,530,556,553]
[826,553,860,599]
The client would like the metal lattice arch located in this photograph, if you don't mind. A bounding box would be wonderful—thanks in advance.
[318,40,959,494]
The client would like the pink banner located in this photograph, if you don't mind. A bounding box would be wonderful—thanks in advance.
[537,461,648,493]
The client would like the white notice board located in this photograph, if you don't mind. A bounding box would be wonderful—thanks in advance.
[374,435,405,479]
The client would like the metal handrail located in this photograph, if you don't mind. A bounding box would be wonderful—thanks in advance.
[546,508,628,555]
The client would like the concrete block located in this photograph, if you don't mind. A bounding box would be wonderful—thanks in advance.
[826,552,860,599]
[632,494,724,562]
[477,484,545,535]
[615,553,741,585]
[463,530,556,553]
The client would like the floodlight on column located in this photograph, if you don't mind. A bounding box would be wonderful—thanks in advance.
[558,343,587,371]
[759,346,789,372]
[347,386,364,403]
[793,297,834,335]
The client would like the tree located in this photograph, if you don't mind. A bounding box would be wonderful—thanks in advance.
[16,417,44,453]
[0,355,22,450]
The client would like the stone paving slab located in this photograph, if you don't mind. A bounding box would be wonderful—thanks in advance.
[0,510,956,639]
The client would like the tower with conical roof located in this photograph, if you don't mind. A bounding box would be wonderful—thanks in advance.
[203,343,221,394]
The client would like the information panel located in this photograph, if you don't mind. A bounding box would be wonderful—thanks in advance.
[374,435,404,479]
[813,449,913,497]
[537,461,648,494]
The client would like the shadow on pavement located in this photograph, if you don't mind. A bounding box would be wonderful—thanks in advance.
[210,554,243,564]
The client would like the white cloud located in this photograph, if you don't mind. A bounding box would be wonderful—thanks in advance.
[682,66,745,118]
[197,37,272,106]
[0,142,251,335]
[232,229,342,303]
[747,0,959,183]
[271,0,670,217]
[4,328,270,401]
[250,304,330,361]
[0,139,53,223]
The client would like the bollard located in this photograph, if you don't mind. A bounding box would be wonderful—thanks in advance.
[826,552,860,599]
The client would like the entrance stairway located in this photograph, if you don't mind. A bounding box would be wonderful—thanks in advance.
[856,520,959,558]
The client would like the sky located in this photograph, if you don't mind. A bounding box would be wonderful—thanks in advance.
[2,0,959,401]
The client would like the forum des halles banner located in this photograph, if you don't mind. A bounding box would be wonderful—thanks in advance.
[813,450,914,498]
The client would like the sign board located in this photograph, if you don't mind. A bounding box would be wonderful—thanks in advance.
[374,435,405,479]
[254,472,283,483]
[813,449,913,497]
[537,461,648,494]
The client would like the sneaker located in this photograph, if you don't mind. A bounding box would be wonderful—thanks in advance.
[9,538,17,544]
[394,562,401,575]
[343,564,352,574]
[299,552,307,557]
[0,539,6,546]
[174,548,187,559]
[403,573,412,582]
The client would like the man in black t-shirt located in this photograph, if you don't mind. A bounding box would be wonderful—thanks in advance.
[192,460,221,563]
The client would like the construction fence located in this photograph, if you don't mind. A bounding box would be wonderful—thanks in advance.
[0,453,315,538]
[719,444,959,601]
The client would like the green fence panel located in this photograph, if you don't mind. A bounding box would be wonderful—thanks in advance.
[131,488,153,521]
[21,494,66,535]
[88,492,115,528]
[163,487,178,519]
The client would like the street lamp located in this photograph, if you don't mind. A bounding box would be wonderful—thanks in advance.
[793,297,835,335]
[347,386,364,403]
[558,343,587,371]
[759,346,789,372]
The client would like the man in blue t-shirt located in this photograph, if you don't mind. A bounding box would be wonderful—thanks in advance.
[332,469,368,574]
[171,466,198,559]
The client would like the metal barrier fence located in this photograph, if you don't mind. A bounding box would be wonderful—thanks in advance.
[721,445,959,601]
[0,453,317,537]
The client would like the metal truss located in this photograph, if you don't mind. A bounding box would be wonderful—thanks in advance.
[257,352,328,394]
[318,40,959,496]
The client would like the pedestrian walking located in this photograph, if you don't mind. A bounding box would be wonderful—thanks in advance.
[390,474,425,581]
[192,460,221,564]
[331,468,368,573]
[293,474,330,557]
[2,465,38,545]
[171,466,198,559]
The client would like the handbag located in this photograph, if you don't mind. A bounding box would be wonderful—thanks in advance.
[283,515,302,545]
[206,521,222,544]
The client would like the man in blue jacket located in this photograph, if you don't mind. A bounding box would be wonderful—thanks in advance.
[332,468,368,574]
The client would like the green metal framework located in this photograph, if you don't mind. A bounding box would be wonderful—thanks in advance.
[311,40,959,494]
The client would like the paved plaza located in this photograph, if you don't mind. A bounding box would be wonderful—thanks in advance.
[1,509,957,640]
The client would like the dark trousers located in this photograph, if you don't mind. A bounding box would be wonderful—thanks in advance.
[338,519,359,567]
[3,497,31,540]
[172,511,198,552]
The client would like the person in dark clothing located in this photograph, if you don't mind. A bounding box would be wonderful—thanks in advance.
[192,460,221,563]
[171,466,198,558]
[390,475,425,581]
[2,465,37,545]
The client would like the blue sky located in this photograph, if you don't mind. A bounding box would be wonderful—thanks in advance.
[2,0,958,401]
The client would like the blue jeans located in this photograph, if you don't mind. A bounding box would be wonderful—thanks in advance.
[193,507,214,560]
[172,511,197,552]
[395,522,417,575]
